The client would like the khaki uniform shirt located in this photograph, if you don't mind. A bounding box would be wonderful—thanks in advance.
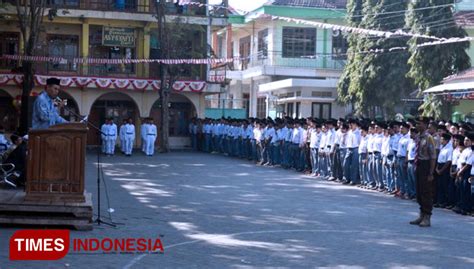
[417,131,437,161]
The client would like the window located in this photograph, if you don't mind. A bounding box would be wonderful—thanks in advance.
[257,97,266,119]
[287,103,294,118]
[239,36,251,70]
[243,93,250,116]
[312,103,332,119]
[332,30,348,60]
[89,26,135,75]
[282,27,316,58]
[47,0,79,8]
[0,32,19,69]
[295,102,301,118]
[312,91,333,98]
[257,29,268,59]
[48,35,79,72]
[217,34,225,58]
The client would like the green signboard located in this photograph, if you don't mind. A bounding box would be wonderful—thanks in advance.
[102,26,136,47]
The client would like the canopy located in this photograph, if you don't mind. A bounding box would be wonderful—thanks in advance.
[423,82,474,94]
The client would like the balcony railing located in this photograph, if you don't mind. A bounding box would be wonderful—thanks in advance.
[231,51,347,71]
[1,59,208,81]
[4,0,208,15]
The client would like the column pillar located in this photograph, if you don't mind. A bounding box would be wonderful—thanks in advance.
[249,79,257,118]
[143,28,151,78]
[81,22,90,76]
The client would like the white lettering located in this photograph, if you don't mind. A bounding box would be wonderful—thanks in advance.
[29,239,42,251]
[14,238,24,251]
[54,239,65,251]
[43,239,53,251]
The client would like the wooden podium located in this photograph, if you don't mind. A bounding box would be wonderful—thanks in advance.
[26,123,88,202]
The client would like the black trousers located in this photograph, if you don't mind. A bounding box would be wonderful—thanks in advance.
[435,163,449,205]
[416,160,435,216]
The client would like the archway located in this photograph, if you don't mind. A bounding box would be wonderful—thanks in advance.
[88,92,140,146]
[57,90,80,122]
[0,89,17,132]
[150,93,197,148]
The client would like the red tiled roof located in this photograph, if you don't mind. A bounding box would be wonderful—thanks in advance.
[443,68,474,83]
[268,0,347,9]
[455,11,474,26]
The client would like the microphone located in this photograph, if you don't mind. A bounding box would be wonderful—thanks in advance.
[55,96,67,106]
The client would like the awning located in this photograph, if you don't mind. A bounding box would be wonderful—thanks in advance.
[259,78,338,93]
[276,96,335,104]
[423,81,474,94]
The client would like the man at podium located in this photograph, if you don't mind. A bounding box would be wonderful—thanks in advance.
[32,77,68,130]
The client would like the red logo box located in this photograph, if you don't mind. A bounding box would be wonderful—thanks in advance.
[10,230,70,260]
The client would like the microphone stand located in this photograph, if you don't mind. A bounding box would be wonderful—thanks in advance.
[60,102,116,228]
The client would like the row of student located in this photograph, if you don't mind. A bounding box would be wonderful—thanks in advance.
[189,117,474,223]
[100,118,157,156]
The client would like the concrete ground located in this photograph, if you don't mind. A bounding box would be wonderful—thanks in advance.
[1,151,474,269]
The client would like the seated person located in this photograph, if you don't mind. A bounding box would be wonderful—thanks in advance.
[2,134,27,187]
[0,125,10,159]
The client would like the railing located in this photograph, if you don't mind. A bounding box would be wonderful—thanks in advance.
[205,98,249,110]
[3,0,208,15]
[87,64,136,77]
[231,51,347,71]
[0,59,208,81]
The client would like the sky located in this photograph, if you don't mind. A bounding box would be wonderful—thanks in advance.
[209,0,268,12]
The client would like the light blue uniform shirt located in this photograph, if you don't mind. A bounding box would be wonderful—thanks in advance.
[32,91,68,129]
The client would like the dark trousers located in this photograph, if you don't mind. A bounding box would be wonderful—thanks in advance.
[332,148,343,179]
[435,163,450,205]
[416,160,435,216]
[448,166,457,206]
[459,171,472,212]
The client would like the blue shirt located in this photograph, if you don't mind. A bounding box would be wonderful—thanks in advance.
[32,91,67,129]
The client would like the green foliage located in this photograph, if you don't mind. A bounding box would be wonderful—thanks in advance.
[338,0,413,117]
[406,0,470,118]
[337,0,363,108]
[407,0,470,89]
[419,94,442,119]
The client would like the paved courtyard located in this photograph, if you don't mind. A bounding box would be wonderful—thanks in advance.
[2,151,474,268]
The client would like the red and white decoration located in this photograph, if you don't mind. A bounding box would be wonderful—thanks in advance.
[1,54,236,65]
[0,73,208,92]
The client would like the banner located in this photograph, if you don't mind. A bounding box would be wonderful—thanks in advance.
[0,73,208,92]
[102,27,136,47]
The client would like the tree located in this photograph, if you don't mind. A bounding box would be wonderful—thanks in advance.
[154,2,206,152]
[339,0,413,117]
[406,0,470,118]
[337,0,363,109]
[419,94,442,119]
[14,0,47,134]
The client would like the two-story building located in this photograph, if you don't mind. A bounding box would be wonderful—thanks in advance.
[209,0,350,120]
[0,0,227,148]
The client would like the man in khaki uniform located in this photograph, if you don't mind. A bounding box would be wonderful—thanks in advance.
[410,117,437,227]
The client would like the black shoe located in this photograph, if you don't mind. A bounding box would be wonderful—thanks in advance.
[342,181,350,185]
[453,206,462,214]
[433,204,440,208]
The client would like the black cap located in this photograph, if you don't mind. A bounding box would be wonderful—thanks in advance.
[466,132,474,141]
[441,133,452,141]
[454,134,465,141]
[46,77,61,86]
[415,116,430,125]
